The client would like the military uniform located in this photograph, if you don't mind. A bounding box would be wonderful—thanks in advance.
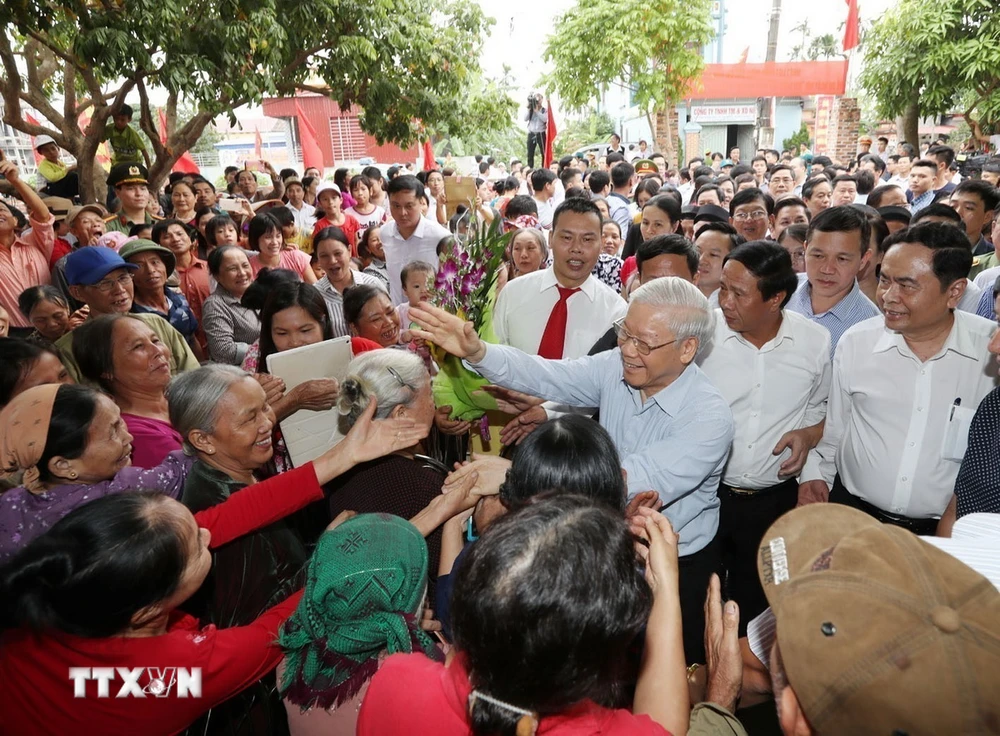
[104,162,161,234]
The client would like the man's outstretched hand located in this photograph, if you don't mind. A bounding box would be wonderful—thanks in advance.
[409,304,486,362]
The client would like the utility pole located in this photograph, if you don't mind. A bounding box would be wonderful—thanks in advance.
[757,0,782,151]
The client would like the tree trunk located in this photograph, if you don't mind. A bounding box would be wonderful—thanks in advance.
[654,106,677,169]
[902,98,919,148]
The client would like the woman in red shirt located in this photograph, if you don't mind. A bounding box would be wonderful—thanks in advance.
[0,399,428,736]
[357,495,690,736]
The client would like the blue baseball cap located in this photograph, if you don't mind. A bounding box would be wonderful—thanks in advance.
[65,247,138,286]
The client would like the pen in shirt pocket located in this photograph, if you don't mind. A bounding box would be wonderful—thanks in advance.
[950,397,961,420]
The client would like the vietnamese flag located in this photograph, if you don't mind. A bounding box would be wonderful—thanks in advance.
[423,139,436,170]
[843,0,860,51]
[544,100,557,168]
[295,101,325,172]
[158,108,200,174]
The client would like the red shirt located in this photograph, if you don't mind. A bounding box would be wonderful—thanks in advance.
[357,653,671,736]
[312,214,361,255]
[620,255,637,287]
[0,463,323,736]
[50,236,73,269]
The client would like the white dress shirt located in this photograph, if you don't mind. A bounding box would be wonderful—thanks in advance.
[284,202,316,233]
[801,312,999,518]
[494,268,627,358]
[699,310,831,488]
[494,268,627,420]
[532,197,555,229]
[315,270,387,337]
[381,216,450,305]
[958,278,983,314]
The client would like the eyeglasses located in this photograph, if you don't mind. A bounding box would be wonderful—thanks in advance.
[387,366,415,392]
[613,318,677,355]
[90,273,134,293]
[733,210,769,222]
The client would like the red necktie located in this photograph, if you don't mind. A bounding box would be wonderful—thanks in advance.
[537,286,581,359]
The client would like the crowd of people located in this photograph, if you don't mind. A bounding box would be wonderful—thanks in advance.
[0,112,999,736]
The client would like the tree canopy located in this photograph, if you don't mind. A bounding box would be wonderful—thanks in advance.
[0,0,516,200]
[542,0,714,165]
[859,0,1000,145]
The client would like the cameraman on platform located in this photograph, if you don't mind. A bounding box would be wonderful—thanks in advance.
[525,93,547,168]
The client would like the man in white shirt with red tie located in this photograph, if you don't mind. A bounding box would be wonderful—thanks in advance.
[492,198,626,442]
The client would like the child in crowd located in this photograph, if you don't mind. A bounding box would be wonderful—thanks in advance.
[345,175,387,242]
[397,261,437,375]
[312,183,360,254]
[397,261,435,342]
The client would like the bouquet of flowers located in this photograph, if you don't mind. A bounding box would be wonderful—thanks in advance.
[429,214,513,439]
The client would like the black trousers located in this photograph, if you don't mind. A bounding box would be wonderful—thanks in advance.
[718,478,799,635]
[41,171,79,200]
[678,536,720,665]
[526,131,546,168]
[830,475,938,535]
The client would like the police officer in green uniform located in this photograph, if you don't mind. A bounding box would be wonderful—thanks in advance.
[104,162,161,234]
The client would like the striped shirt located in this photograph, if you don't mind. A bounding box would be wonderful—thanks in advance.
[786,275,880,359]
[201,287,261,365]
[747,512,1000,669]
[315,270,387,338]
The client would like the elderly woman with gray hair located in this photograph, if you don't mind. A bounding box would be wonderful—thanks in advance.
[409,277,736,665]
[166,361,430,733]
[328,349,451,599]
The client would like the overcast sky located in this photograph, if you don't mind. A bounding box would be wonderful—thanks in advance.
[476,0,897,106]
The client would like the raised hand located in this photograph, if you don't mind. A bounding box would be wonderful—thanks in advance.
[408,303,485,361]
[339,397,428,465]
[702,573,742,712]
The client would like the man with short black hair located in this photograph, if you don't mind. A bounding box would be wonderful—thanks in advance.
[729,187,774,242]
[750,156,768,188]
[830,174,859,207]
[381,175,450,304]
[729,146,742,165]
[771,197,810,241]
[949,179,998,256]
[859,153,886,182]
[927,144,957,195]
[608,161,636,239]
[607,133,624,158]
[587,170,610,198]
[530,168,557,229]
[767,164,795,198]
[982,158,1000,187]
[908,159,939,214]
[696,222,744,305]
[876,135,890,161]
[786,206,879,357]
[699,240,831,626]
[799,222,998,530]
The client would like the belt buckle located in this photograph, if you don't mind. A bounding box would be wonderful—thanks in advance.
[727,486,757,496]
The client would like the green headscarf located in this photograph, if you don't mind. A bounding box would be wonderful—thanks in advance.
[278,513,441,710]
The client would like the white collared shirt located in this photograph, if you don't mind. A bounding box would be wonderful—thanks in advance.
[699,310,831,488]
[381,216,451,305]
[284,202,317,233]
[493,268,626,358]
[802,311,999,518]
[533,197,555,229]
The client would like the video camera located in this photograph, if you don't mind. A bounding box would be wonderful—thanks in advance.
[527,93,543,112]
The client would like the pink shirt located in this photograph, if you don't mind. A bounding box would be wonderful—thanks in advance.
[0,213,55,327]
[249,249,312,281]
[122,413,184,468]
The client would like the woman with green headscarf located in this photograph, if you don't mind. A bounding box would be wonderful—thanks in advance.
[278,513,445,736]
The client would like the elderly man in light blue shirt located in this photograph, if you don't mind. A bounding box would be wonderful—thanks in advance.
[410,277,734,664]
